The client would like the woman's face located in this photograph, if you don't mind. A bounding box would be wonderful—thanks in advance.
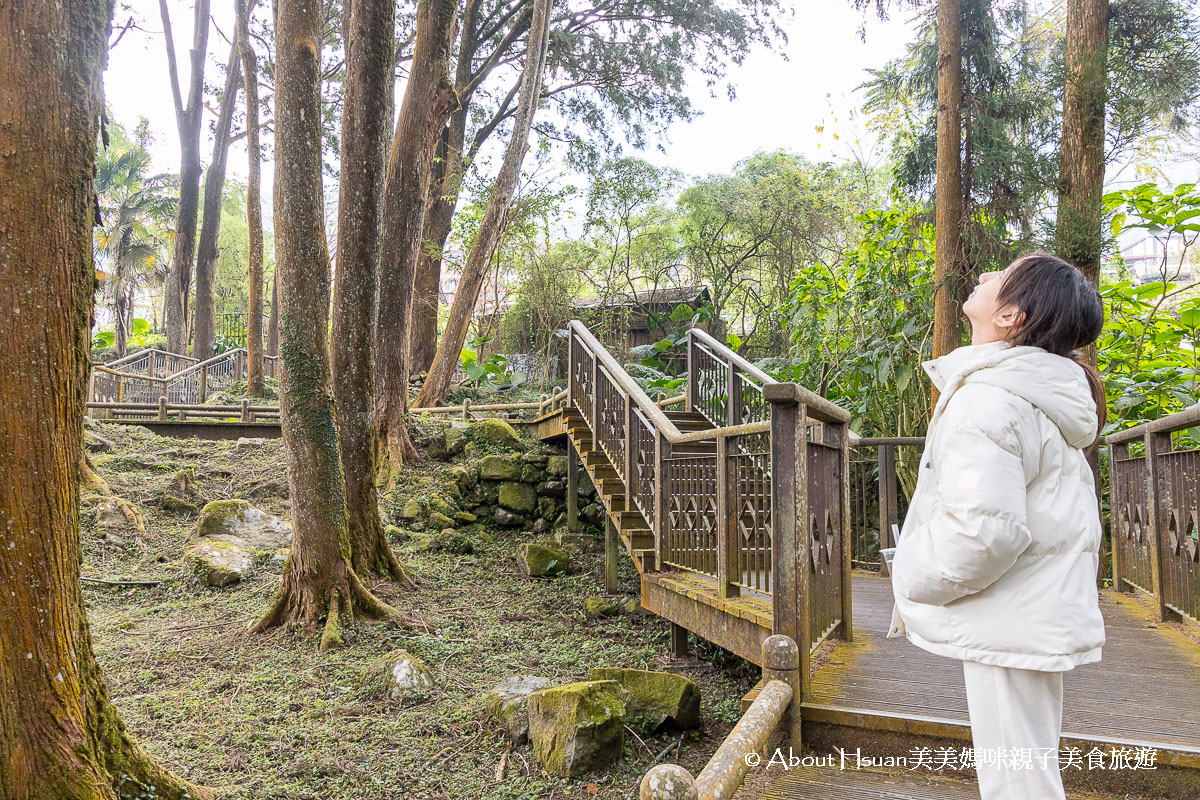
[964,263,1024,344]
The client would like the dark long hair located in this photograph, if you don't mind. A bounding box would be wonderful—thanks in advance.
[994,251,1107,452]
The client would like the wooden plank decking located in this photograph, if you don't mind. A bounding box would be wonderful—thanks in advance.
[807,573,1200,757]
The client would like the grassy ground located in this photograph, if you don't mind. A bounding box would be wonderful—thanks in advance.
[83,421,758,800]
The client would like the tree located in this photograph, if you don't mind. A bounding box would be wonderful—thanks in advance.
[333,0,414,582]
[931,0,965,388]
[193,36,245,359]
[416,0,555,408]
[375,0,461,480]
[94,129,177,357]
[160,0,212,354]
[238,0,266,395]
[0,1,207,796]
[252,0,416,649]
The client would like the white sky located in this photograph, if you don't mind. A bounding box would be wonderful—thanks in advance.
[103,1,920,199]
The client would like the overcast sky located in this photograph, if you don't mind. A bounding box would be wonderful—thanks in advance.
[103,1,921,196]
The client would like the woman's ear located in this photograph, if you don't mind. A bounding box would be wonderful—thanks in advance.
[993,304,1024,335]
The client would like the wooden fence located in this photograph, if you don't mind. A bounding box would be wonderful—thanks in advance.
[88,348,280,409]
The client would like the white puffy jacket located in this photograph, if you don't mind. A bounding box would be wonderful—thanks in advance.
[886,339,1106,671]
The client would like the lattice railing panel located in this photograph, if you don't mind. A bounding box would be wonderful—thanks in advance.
[662,454,719,577]
[731,438,771,595]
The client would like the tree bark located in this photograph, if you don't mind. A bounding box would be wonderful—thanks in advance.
[160,0,212,355]
[416,0,553,408]
[375,0,461,480]
[192,38,244,360]
[238,0,266,395]
[268,267,280,356]
[252,0,419,649]
[333,0,414,583]
[930,0,965,409]
[0,1,208,797]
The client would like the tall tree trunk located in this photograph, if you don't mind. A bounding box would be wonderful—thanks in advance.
[251,0,419,649]
[0,2,208,797]
[416,0,553,408]
[193,39,244,360]
[930,0,965,409]
[333,0,414,583]
[267,268,280,356]
[160,0,212,355]
[238,0,266,395]
[375,0,460,480]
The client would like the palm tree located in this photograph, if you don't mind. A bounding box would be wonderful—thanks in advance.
[94,142,177,356]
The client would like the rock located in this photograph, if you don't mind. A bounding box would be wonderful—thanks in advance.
[235,437,265,450]
[102,532,127,547]
[400,498,423,521]
[494,508,525,527]
[271,547,290,565]
[520,464,542,483]
[522,451,548,465]
[186,538,254,587]
[430,494,456,515]
[479,454,520,481]
[384,524,408,543]
[586,668,700,733]
[531,518,549,534]
[453,511,477,523]
[498,482,537,513]
[585,596,619,618]
[471,418,525,450]
[159,448,180,458]
[444,425,469,456]
[528,680,626,777]
[95,497,145,532]
[447,465,477,491]
[195,499,291,550]
[484,675,552,743]
[618,596,646,616]
[174,468,195,495]
[406,532,436,552]
[579,503,604,524]
[546,455,568,477]
[536,480,566,497]
[436,529,474,554]
[367,649,435,701]
[161,494,200,515]
[85,433,113,453]
[428,511,456,530]
[579,471,597,498]
[519,543,570,577]
[537,497,557,519]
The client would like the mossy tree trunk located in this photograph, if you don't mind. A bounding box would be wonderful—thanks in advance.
[375,0,460,481]
[192,36,244,360]
[252,0,419,650]
[332,0,414,583]
[238,0,266,396]
[160,0,212,355]
[0,2,207,797]
[416,0,553,408]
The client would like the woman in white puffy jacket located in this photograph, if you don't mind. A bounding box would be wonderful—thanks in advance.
[887,251,1108,800]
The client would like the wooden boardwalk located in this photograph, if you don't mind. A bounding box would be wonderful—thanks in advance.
[805,574,1200,757]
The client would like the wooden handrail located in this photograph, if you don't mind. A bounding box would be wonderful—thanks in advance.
[1104,404,1200,444]
[687,327,777,389]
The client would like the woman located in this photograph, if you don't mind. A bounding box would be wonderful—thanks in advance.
[886,251,1108,800]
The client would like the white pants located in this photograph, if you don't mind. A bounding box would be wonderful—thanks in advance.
[961,659,1066,800]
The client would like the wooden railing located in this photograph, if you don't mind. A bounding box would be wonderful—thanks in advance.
[848,436,925,569]
[87,398,279,423]
[102,347,199,378]
[1107,405,1200,625]
[88,349,280,408]
[566,320,855,682]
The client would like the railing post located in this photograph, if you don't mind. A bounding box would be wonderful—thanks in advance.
[1109,441,1128,591]
[199,366,207,403]
[764,384,810,700]
[624,392,634,486]
[716,434,733,599]
[762,634,801,748]
[567,331,575,408]
[654,429,668,573]
[835,420,853,642]
[685,330,695,413]
[590,346,600,430]
[605,516,619,594]
[1144,430,1172,621]
[116,376,124,403]
[567,440,579,533]
[727,363,742,428]
[877,443,897,553]
[158,396,168,421]
[241,398,251,423]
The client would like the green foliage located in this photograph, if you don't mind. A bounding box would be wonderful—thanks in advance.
[459,338,528,390]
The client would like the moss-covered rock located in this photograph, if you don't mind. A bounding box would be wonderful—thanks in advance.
[519,542,570,577]
[367,649,435,701]
[453,511,477,523]
[498,482,537,513]
[444,425,469,456]
[384,524,408,543]
[447,464,477,491]
[494,508,525,527]
[195,499,291,549]
[585,596,619,618]
[471,417,525,450]
[528,680,626,777]
[428,511,456,530]
[586,668,700,734]
[436,529,474,554]
[618,596,646,616]
[546,455,568,477]
[484,675,552,743]
[430,494,456,515]
[479,454,520,481]
[405,532,437,552]
[96,496,145,532]
[400,498,423,521]
[161,494,200,515]
[186,538,254,587]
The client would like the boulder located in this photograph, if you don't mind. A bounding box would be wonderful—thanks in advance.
[384,524,409,543]
[618,596,646,616]
[235,437,265,450]
[471,418,524,450]
[436,529,474,554]
[520,464,543,483]
[528,681,626,777]
[195,500,291,550]
[519,543,570,577]
[453,511,477,524]
[447,465,477,492]
[444,425,469,457]
[494,508,525,527]
[367,649,435,701]
[531,518,550,534]
[186,538,254,587]
[479,454,520,481]
[546,455,568,477]
[430,494,456,515]
[405,532,437,552]
[484,675,552,743]
[161,494,200,515]
[95,496,145,532]
[399,498,423,522]
[537,497,557,519]
[498,482,537,513]
[522,451,549,465]
[586,668,700,733]
[585,596,619,618]
[536,480,566,497]
[428,511,456,530]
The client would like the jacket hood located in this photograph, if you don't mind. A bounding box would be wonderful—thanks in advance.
[923,340,1098,450]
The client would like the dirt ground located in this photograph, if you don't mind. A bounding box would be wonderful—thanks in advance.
[81,420,759,800]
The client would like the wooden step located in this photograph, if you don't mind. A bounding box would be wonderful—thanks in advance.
[622,530,654,551]
[597,477,626,495]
